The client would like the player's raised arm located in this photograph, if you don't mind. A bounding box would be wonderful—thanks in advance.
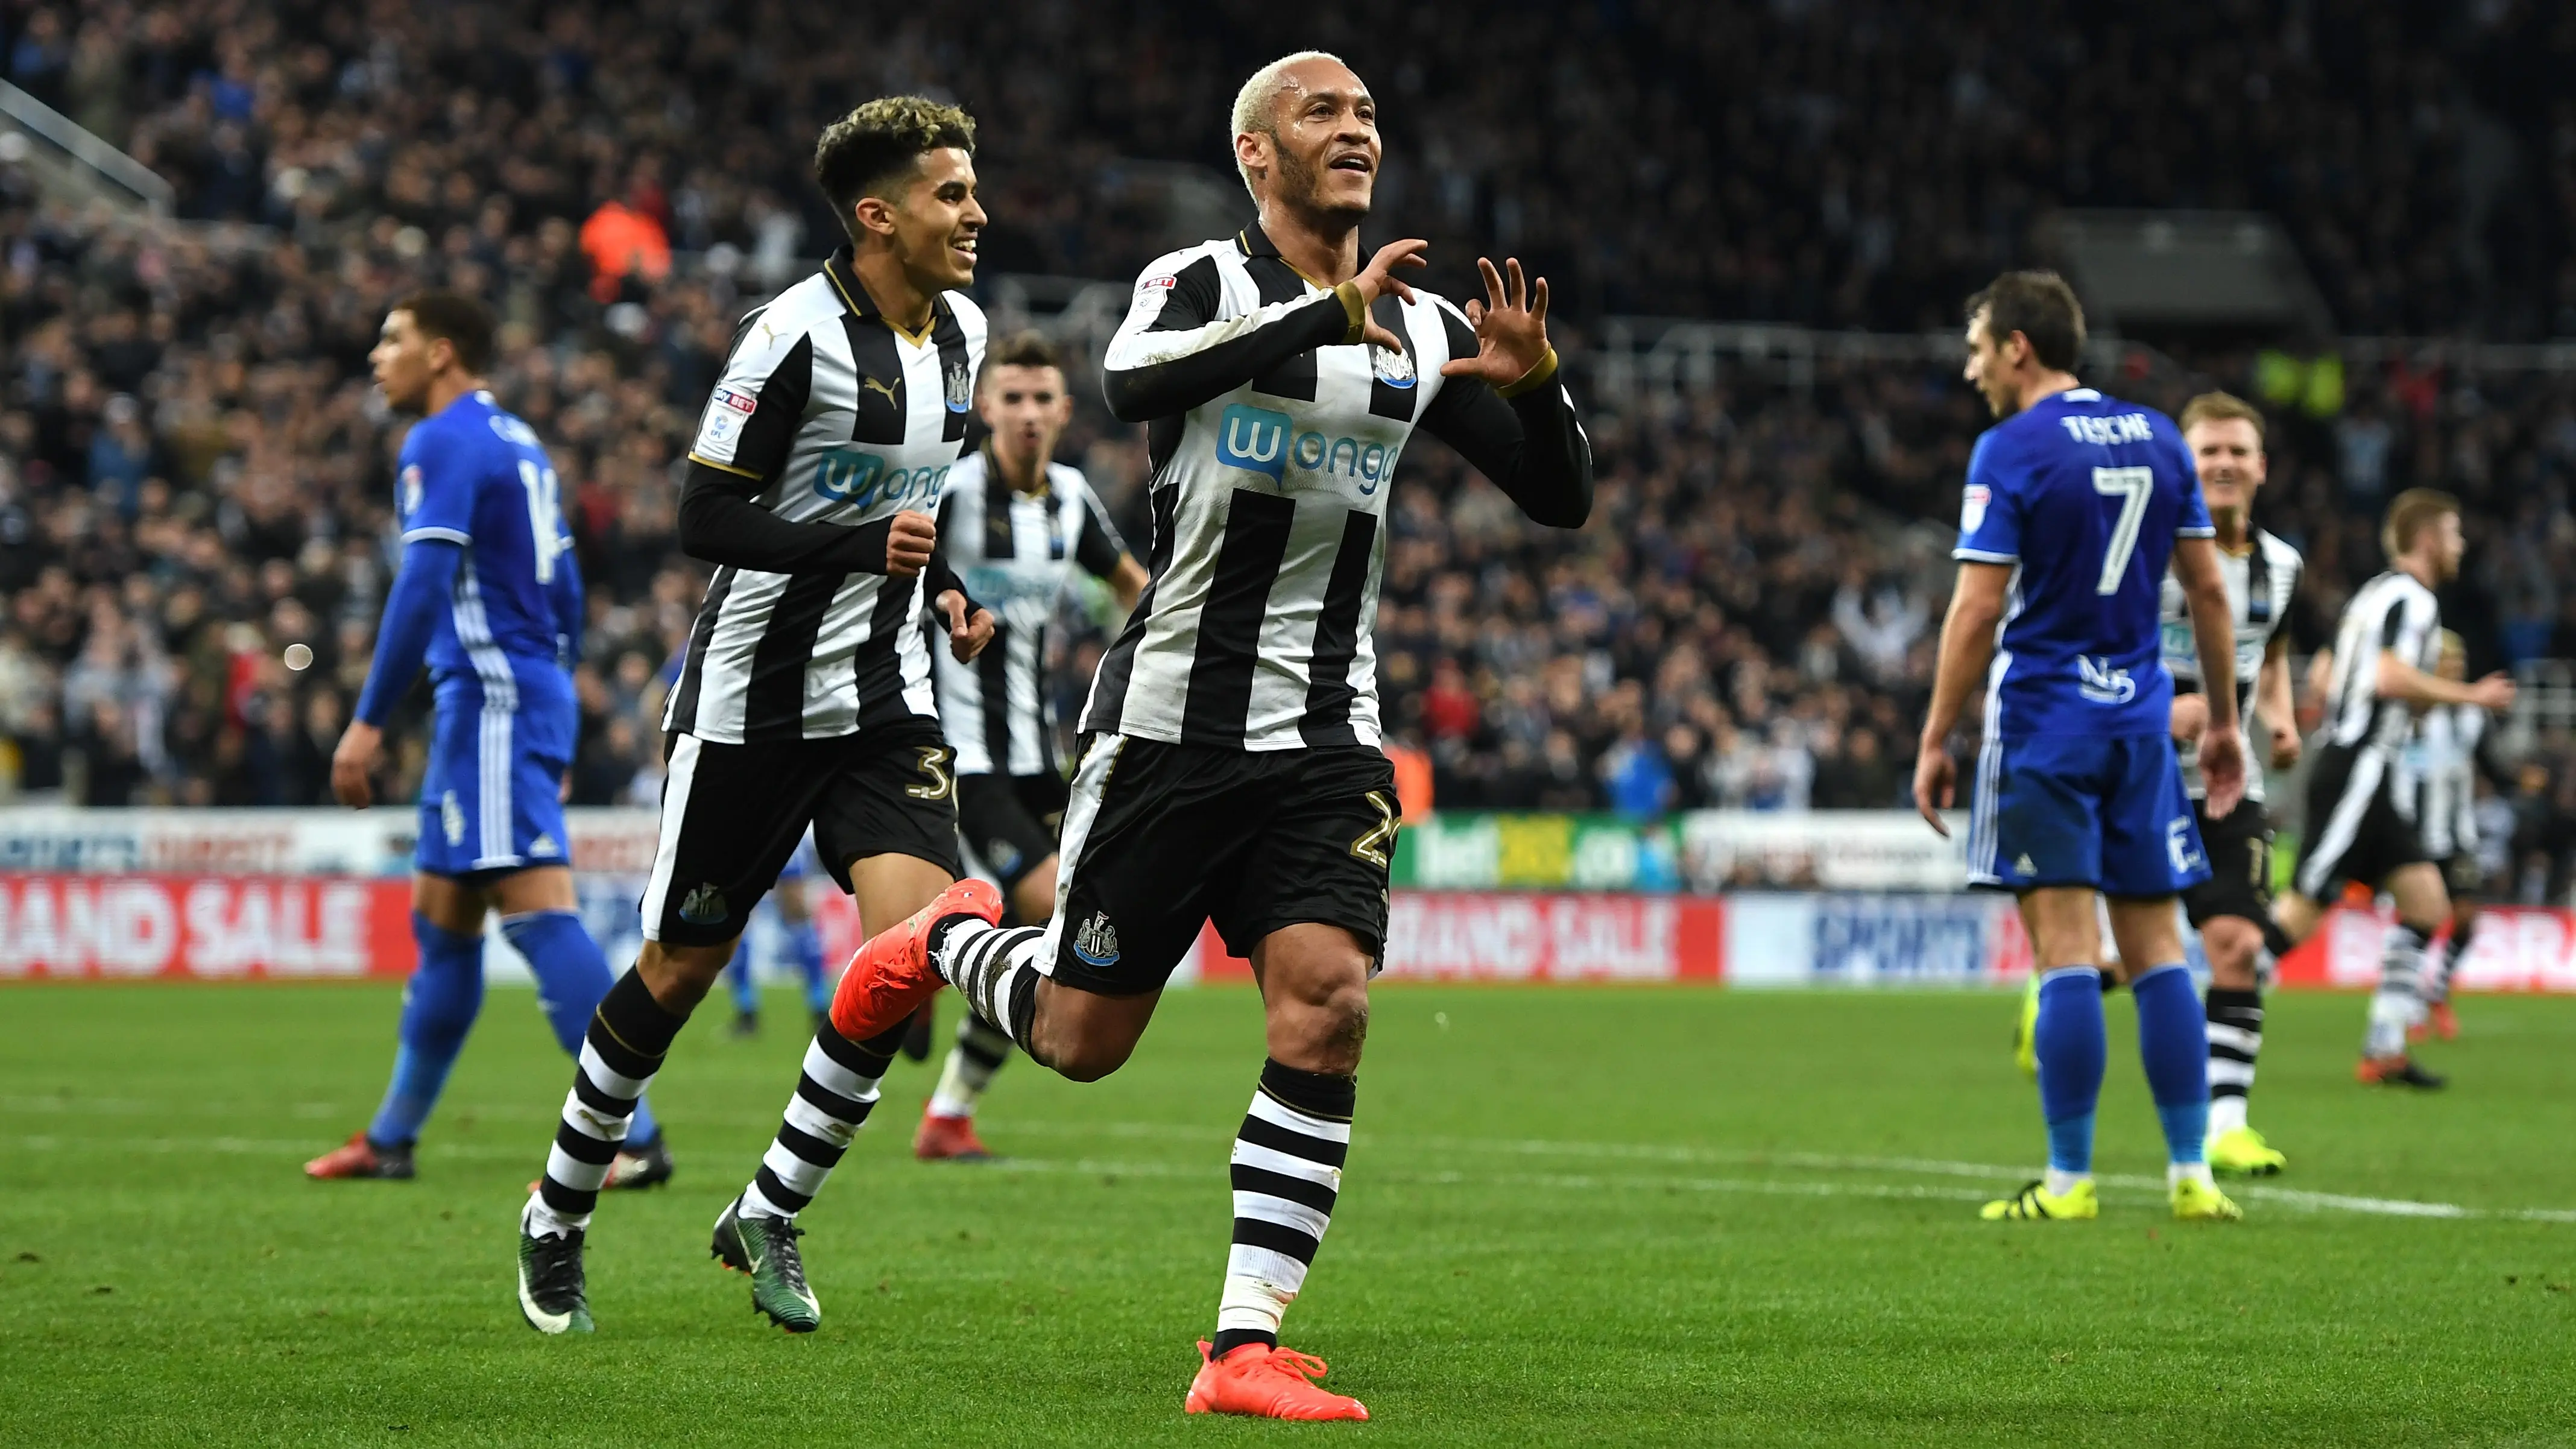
[1416,257,1593,529]
[1099,238,1425,422]
[675,311,933,577]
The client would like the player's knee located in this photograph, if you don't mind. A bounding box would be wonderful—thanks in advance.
[2203,920,2262,987]
[1291,979,1371,1062]
[1045,1032,1136,1084]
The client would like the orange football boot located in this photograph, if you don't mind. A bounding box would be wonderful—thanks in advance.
[2356,1054,2446,1088]
[914,1109,994,1161]
[304,1131,414,1179]
[1184,1340,1369,1422]
[827,879,1002,1042]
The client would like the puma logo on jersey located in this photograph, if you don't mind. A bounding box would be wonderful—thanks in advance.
[862,376,900,404]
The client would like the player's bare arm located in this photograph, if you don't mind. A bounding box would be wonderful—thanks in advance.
[2170,692,2209,745]
[2373,651,2514,712]
[330,720,381,808]
[1913,560,2010,835]
[1108,555,1149,613]
[2261,633,2301,768]
[2173,535,2246,816]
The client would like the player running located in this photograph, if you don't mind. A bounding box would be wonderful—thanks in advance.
[511,98,996,1336]
[2271,503,2513,1088]
[309,294,670,1193]
[915,330,1147,1161]
[2156,392,2303,1177]
[1915,270,2250,1225]
[2409,633,2501,1040]
[827,52,1592,1420]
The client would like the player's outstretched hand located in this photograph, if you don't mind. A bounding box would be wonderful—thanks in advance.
[935,589,995,663]
[2470,672,2518,712]
[331,720,382,809]
[1440,257,1553,389]
[886,511,936,578]
[1913,737,1957,838]
[2268,718,2303,771]
[1353,238,1427,354]
[2199,723,2248,819]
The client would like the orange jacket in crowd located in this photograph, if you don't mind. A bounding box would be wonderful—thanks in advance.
[580,200,671,301]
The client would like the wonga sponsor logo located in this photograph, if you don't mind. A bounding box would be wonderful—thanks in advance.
[1216,404,1401,494]
[1217,404,1292,479]
[813,447,948,510]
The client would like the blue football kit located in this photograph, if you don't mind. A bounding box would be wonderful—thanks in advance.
[356,388,578,877]
[1951,384,2218,1205]
[1953,387,2215,898]
[340,389,656,1159]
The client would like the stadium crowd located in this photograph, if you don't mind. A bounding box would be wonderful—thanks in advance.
[4,0,2573,336]
[5,1,2576,893]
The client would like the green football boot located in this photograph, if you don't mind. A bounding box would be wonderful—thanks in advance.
[711,1195,821,1333]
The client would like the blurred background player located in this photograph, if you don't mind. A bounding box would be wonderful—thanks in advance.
[2271,491,2514,1089]
[2159,392,2303,1177]
[1916,271,2249,1226]
[723,832,831,1038]
[2409,631,2507,1041]
[307,294,669,1191]
[918,330,1148,1161]
[829,51,1591,1420]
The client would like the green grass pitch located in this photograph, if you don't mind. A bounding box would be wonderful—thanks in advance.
[3,982,2571,1446]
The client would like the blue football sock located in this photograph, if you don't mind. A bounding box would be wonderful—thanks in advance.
[2033,966,2107,1175]
[2131,961,2209,1165]
[504,909,660,1148]
[788,920,828,1015]
[727,935,760,1018]
[367,914,487,1148]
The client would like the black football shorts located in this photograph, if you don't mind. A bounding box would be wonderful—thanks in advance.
[1037,734,1398,996]
[641,725,962,947]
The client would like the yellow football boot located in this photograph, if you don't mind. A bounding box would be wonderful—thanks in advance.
[2012,972,2039,1079]
[1981,1178,2098,1220]
[2171,1176,2244,1222]
[2206,1125,2285,1177]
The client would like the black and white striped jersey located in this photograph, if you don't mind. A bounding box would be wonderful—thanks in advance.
[2319,570,2441,752]
[2407,703,2484,859]
[1085,226,1592,751]
[2158,529,2302,802]
[663,246,988,743]
[933,447,1129,778]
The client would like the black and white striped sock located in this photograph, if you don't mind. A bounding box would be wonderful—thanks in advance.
[739,1022,901,1220]
[928,1012,1013,1118]
[2203,987,2262,1137]
[935,920,1047,1052]
[2364,924,2430,1058]
[2429,917,2473,1005]
[531,970,686,1236]
[1211,1059,1355,1357]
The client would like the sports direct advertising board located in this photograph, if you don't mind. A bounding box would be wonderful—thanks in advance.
[2,809,2569,989]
